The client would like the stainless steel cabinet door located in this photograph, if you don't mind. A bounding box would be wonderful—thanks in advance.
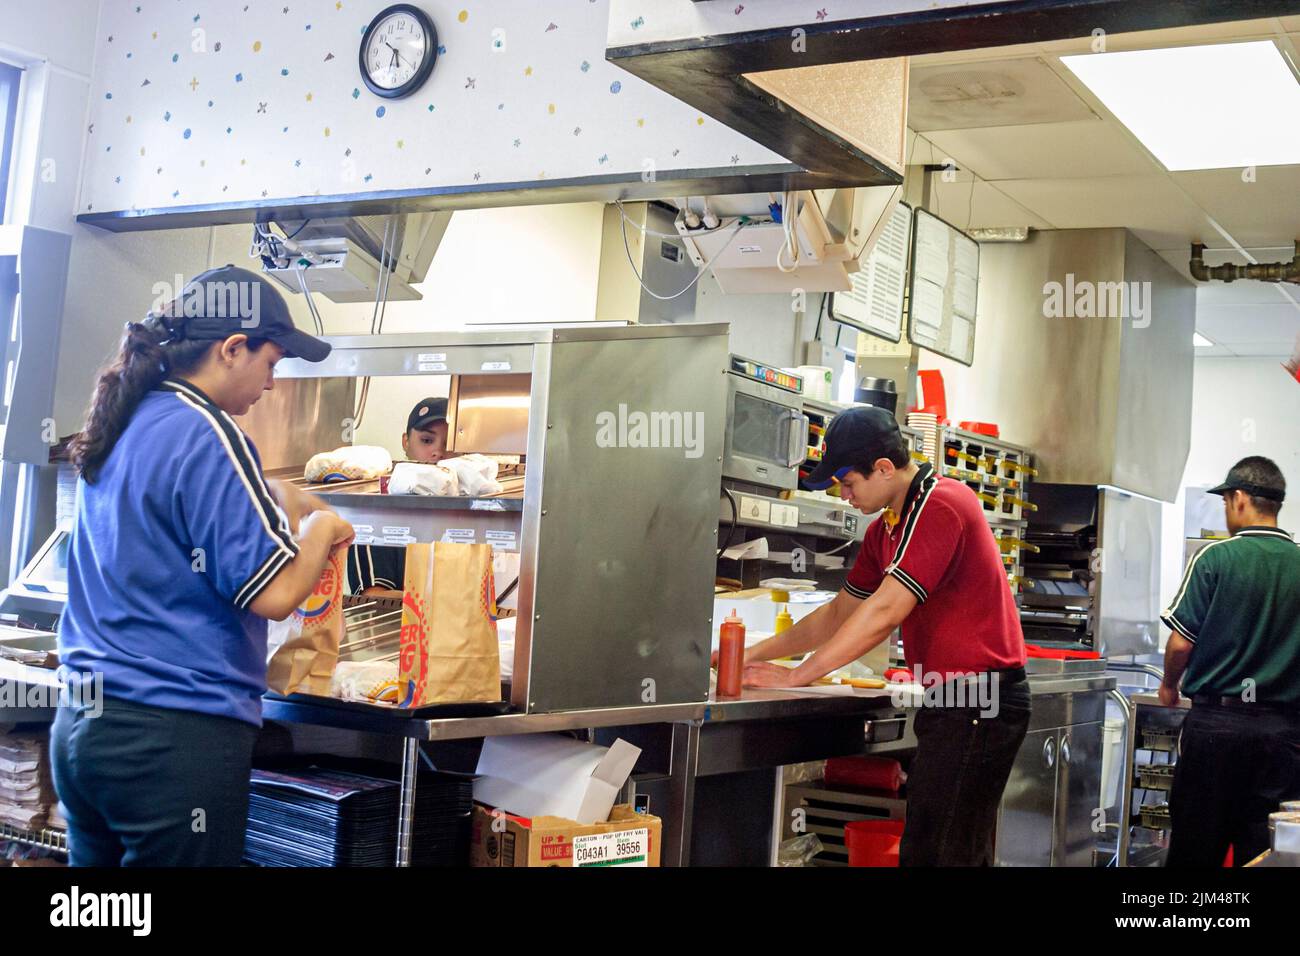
[995,727,1060,866]
[1056,720,1104,866]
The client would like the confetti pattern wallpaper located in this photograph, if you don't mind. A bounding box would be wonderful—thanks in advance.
[79,0,792,216]
[607,0,993,47]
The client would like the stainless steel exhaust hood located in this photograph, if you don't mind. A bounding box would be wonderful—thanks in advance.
[969,228,1195,502]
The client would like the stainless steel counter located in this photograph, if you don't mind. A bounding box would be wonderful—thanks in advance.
[260,684,905,742]
[3,653,1116,867]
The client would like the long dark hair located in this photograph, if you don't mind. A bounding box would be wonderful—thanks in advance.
[69,317,215,483]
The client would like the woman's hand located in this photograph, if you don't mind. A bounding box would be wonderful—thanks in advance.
[301,509,354,551]
[269,479,330,535]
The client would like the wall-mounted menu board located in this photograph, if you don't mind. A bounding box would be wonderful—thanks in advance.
[828,200,912,344]
[906,208,979,366]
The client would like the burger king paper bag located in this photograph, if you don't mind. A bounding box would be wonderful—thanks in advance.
[266,547,347,697]
[399,542,500,707]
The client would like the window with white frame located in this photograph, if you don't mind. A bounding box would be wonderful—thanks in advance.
[0,60,22,223]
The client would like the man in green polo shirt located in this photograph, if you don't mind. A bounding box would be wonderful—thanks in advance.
[1159,455,1300,867]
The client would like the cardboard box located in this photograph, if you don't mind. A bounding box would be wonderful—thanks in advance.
[472,734,641,824]
[470,803,661,868]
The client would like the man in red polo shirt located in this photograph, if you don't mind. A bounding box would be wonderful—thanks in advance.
[741,406,1029,866]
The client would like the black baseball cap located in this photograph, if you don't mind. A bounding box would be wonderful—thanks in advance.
[152,264,331,362]
[804,405,903,489]
[1206,467,1285,502]
[407,397,449,432]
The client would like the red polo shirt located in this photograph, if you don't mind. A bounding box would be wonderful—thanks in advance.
[844,462,1026,680]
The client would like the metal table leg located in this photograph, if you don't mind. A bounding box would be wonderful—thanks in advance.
[1109,688,1134,867]
[395,737,419,867]
[767,766,785,867]
[662,720,701,867]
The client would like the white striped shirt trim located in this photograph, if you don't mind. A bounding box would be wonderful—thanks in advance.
[235,547,294,610]
[884,463,939,578]
[1235,528,1295,543]
[163,380,295,546]
[162,381,296,554]
[1160,536,1236,635]
[843,581,873,600]
[889,566,929,604]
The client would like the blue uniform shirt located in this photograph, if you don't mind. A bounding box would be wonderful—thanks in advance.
[60,378,299,726]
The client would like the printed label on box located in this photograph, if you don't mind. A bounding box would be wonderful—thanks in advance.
[540,839,572,862]
[418,362,448,372]
[417,353,447,363]
[442,528,477,544]
[573,828,649,867]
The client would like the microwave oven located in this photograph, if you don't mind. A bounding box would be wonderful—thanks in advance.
[722,356,810,491]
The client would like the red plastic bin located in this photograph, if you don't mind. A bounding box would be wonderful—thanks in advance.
[844,819,904,867]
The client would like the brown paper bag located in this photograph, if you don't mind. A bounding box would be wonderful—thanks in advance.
[398,542,500,707]
[266,547,347,697]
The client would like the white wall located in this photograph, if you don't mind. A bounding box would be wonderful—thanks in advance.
[1,0,99,231]
[53,201,608,436]
[1157,357,1300,617]
[80,0,787,216]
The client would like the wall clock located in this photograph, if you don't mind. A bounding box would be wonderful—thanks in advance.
[359,4,438,99]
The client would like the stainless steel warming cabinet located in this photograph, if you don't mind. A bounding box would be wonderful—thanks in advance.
[255,322,729,715]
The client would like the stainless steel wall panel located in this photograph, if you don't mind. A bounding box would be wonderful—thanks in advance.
[523,331,728,712]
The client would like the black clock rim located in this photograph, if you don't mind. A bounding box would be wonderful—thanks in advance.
[359,3,438,101]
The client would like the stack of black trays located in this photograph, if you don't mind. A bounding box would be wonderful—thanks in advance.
[244,759,473,867]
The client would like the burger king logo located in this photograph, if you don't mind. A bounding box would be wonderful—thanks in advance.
[297,564,340,620]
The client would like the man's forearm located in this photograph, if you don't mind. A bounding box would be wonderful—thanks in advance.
[789,610,893,684]
[743,600,844,663]
[1162,639,1194,694]
[787,579,915,684]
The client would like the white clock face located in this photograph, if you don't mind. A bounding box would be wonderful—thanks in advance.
[365,12,428,90]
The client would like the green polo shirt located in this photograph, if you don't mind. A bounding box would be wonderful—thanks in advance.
[1161,526,1300,705]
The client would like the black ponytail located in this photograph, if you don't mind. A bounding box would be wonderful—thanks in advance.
[69,317,214,483]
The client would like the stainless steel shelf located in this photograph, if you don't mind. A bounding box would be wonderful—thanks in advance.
[0,822,67,854]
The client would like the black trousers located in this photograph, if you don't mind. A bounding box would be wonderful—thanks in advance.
[901,679,1031,866]
[50,694,259,867]
[1166,703,1300,867]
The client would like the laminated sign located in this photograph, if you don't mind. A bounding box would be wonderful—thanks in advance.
[266,547,347,697]
[398,542,500,706]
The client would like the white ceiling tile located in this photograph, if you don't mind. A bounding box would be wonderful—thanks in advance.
[927,180,1055,231]
[923,119,1155,181]
[1197,277,1300,307]
[1216,342,1293,358]
[1171,165,1300,249]
[908,57,1097,132]
[1197,304,1300,343]
[994,175,1210,248]
[1193,343,1239,357]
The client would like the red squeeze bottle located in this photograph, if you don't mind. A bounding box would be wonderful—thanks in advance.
[717,610,746,698]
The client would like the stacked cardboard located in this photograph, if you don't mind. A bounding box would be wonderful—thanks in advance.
[0,729,58,832]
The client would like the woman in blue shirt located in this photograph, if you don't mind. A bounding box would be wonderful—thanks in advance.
[53,265,354,866]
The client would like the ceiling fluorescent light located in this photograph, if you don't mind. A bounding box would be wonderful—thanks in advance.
[1193,332,1215,347]
[1061,41,1300,170]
